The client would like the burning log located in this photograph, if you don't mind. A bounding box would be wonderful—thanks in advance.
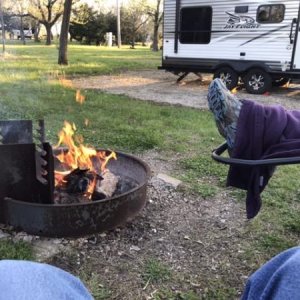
[93,170,119,200]
[53,121,118,204]
[64,168,102,194]
[54,168,119,204]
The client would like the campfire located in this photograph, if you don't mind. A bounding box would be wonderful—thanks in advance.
[0,119,150,237]
[53,121,118,204]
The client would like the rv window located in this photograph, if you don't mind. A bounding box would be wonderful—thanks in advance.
[180,6,212,44]
[235,6,248,14]
[257,4,285,23]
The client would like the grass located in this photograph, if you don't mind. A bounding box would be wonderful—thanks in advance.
[0,41,300,299]
[142,258,172,285]
[0,240,33,260]
[80,271,112,300]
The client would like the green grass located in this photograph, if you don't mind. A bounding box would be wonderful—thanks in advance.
[142,258,172,285]
[80,271,112,300]
[0,240,33,260]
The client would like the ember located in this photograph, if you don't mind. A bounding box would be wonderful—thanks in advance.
[54,121,117,203]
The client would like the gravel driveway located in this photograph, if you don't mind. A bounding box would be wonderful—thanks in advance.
[72,70,300,110]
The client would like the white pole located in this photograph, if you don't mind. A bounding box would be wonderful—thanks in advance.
[0,0,5,53]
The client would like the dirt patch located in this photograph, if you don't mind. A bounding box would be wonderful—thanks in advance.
[46,150,250,299]
[72,69,300,110]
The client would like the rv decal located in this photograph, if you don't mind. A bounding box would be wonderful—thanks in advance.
[224,12,260,29]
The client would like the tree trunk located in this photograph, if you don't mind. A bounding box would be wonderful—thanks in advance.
[34,22,41,42]
[151,0,162,52]
[58,0,73,65]
[130,36,135,49]
[20,15,26,45]
[152,24,159,51]
[45,25,52,45]
[0,0,5,53]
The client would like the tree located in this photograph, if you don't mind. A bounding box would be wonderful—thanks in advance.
[29,0,64,45]
[121,0,150,48]
[69,4,116,45]
[147,0,163,51]
[58,0,72,65]
[8,0,32,45]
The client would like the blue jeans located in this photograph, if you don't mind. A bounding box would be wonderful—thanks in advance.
[242,246,300,300]
[0,260,93,300]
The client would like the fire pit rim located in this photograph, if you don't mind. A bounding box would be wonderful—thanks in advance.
[7,150,151,208]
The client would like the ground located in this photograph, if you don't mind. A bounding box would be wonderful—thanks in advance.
[2,70,300,299]
[72,70,300,110]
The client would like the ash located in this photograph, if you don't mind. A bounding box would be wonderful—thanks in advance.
[112,176,139,197]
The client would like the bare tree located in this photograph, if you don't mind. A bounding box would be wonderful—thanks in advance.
[58,0,72,65]
[29,0,64,45]
[10,0,29,45]
[121,0,150,49]
[148,0,163,51]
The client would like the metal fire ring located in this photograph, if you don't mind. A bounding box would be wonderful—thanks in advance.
[2,151,151,237]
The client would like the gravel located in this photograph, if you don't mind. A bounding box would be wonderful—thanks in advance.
[71,69,300,110]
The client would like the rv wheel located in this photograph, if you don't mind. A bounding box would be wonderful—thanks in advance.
[244,69,272,94]
[213,67,238,90]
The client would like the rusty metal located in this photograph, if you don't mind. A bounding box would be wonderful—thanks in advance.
[34,142,55,204]
[3,151,150,237]
[0,143,37,221]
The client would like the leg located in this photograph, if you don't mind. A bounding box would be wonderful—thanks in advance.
[242,247,300,300]
[207,78,242,148]
[0,260,93,300]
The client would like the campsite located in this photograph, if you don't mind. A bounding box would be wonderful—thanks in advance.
[1,0,300,299]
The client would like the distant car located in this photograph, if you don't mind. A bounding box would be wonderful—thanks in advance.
[11,28,33,39]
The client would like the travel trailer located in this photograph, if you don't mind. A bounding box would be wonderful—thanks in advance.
[160,1,300,94]
[10,28,33,40]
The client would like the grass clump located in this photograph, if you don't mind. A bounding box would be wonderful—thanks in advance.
[143,258,172,285]
[80,271,112,300]
[0,240,33,260]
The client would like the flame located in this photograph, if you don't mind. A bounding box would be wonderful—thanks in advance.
[76,89,86,104]
[85,176,97,199]
[54,121,117,195]
[84,118,90,127]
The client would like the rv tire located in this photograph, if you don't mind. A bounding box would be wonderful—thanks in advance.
[244,69,272,94]
[213,67,238,90]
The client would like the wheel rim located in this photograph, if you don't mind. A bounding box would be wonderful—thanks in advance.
[219,72,232,87]
[249,74,265,91]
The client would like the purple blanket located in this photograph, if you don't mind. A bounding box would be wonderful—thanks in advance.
[227,100,300,218]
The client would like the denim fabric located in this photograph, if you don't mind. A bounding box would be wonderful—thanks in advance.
[242,247,300,300]
[0,260,93,300]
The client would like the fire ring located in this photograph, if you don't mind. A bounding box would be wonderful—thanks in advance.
[3,151,150,237]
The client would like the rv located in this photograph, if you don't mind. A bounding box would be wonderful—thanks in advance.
[11,28,33,40]
[160,0,300,94]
